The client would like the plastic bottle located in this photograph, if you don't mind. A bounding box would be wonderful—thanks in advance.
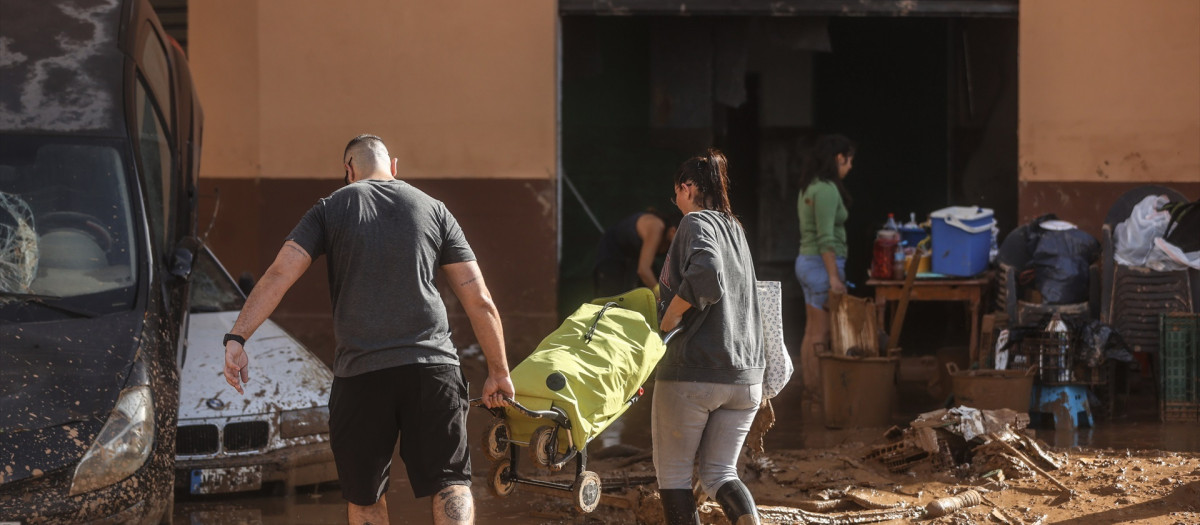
[872,231,898,280]
[903,212,919,230]
[893,246,906,280]
[883,213,900,232]
[1045,313,1071,383]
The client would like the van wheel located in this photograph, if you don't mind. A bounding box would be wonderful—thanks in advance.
[488,459,516,497]
[481,419,510,461]
[529,426,556,469]
[572,471,601,513]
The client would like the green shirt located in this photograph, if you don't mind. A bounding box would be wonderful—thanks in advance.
[797,180,848,257]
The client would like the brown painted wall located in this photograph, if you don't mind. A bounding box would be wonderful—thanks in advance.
[188,1,560,365]
[191,0,557,181]
[1019,0,1199,184]
[1018,0,1200,226]
[1019,181,1200,240]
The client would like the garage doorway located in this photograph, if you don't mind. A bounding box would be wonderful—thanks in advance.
[558,5,1018,352]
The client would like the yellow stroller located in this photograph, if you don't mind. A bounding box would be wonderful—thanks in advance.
[473,288,680,513]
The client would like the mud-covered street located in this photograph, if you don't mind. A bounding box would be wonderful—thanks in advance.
[171,357,1200,524]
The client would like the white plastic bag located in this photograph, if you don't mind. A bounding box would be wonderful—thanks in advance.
[757,281,793,399]
[1147,237,1200,271]
[1114,195,1170,267]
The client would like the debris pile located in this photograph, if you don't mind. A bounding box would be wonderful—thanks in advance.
[863,406,1055,479]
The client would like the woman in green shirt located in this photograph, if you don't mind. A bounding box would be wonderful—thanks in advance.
[794,134,856,401]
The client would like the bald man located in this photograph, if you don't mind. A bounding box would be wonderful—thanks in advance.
[222,134,514,525]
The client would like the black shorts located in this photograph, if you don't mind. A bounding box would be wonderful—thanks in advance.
[329,363,470,504]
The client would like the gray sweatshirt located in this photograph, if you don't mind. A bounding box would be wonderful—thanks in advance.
[657,210,763,384]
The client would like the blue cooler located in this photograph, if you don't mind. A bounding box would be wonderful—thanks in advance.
[930,206,994,276]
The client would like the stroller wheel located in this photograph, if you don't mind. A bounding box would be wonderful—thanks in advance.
[572,471,602,513]
[529,425,556,469]
[481,419,510,461]
[488,459,516,497]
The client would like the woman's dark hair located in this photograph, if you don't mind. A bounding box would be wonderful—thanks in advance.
[674,148,737,221]
[799,134,856,207]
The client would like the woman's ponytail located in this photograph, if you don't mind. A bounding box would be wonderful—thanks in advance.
[675,148,737,222]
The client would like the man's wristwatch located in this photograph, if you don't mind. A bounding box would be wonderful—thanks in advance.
[223,333,246,347]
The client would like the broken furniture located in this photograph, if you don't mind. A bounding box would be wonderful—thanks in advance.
[868,273,992,366]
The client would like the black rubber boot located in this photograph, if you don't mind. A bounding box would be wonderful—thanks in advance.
[715,480,760,525]
[659,489,701,525]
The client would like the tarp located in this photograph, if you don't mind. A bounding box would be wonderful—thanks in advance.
[507,291,665,453]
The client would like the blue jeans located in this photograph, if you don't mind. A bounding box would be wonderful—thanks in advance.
[794,254,846,308]
[651,380,761,497]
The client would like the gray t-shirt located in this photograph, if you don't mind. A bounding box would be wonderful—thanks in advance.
[287,179,475,377]
[657,210,763,384]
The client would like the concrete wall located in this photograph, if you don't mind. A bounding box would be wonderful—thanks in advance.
[189,0,559,362]
[1019,0,1200,235]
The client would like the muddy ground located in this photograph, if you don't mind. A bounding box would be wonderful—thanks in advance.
[173,357,1200,524]
[510,437,1200,524]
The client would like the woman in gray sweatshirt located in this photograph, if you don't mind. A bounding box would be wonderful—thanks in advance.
[655,149,763,525]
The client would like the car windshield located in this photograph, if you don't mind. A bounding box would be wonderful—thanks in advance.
[189,248,245,313]
[0,135,139,319]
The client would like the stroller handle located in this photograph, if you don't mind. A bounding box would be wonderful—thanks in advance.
[469,395,573,428]
[662,325,684,345]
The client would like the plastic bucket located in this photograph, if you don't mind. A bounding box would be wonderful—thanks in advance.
[930,206,994,277]
[946,362,1034,412]
[819,353,899,428]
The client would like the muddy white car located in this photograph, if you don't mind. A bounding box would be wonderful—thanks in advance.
[175,247,337,494]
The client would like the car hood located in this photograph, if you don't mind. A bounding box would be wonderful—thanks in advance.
[0,310,143,434]
[180,312,333,420]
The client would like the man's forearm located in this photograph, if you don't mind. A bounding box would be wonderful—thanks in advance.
[465,300,509,377]
[229,242,312,342]
[229,269,291,340]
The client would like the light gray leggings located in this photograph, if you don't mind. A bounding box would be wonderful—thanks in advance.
[651,380,761,497]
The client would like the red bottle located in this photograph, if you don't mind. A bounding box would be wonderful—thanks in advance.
[871,234,898,280]
[872,215,901,280]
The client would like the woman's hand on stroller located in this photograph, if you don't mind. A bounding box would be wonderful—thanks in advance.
[482,372,516,409]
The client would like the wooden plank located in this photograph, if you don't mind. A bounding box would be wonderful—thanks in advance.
[886,249,924,351]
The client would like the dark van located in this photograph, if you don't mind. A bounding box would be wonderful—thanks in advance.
[0,0,202,522]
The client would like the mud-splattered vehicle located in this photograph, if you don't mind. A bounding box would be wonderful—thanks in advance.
[176,247,337,495]
[0,0,202,522]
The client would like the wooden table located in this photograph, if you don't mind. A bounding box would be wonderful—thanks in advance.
[867,273,992,365]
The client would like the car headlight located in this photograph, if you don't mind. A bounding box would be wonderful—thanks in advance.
[69,386,154,496]
[279,407,329,438]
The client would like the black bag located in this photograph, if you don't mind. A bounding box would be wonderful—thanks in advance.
[1029,228,1100,305]
[1163,201,1200,252]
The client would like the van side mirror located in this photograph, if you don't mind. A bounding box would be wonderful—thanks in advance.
[170,247,194,280]
[169,237,199,280]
